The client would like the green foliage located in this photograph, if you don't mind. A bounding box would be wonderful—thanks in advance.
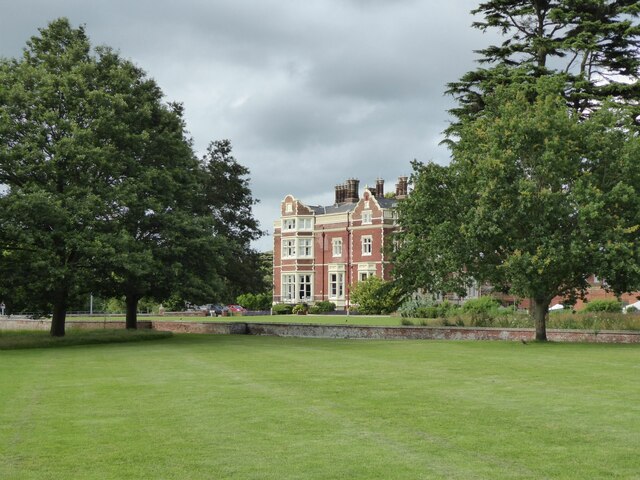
[292,304,308,315]
[395,77,640,340]
[105,298,125,314]
[398,297,458,319]
[198,140,264,301]
[0,19,263,335]
[446,1,640,137]
[461,297,501,315]
[271,303,293,315]
[583,299,623,313]
[236,292,271,311]
[350,277,402,314]
[309,301,336,314]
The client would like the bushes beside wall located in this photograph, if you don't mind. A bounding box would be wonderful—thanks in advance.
[309,301,336,314]
[236,293,271,311]
[272,304,294,315]
[350,277,402,314]
[583,299,623,313]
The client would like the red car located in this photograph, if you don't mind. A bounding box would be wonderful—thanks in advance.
[226,304,247,314]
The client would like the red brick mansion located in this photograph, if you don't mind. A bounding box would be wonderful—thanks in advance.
[273,177,639,312]
[273,177,407,310]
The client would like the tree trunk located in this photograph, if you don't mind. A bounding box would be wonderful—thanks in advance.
[125,295,139,330]
[50,300,67,337]
[532,298,549,342]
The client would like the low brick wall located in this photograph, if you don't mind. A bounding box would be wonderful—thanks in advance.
[245,323,640,343]
[151,321,248,335]
[2,318,639,343]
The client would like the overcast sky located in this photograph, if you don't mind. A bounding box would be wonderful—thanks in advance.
[1,0,497,251]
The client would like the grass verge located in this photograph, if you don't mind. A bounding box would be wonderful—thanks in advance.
[0,329,172,350]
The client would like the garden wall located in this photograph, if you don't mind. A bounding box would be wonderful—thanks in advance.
[238,322,640,343]
[2,318,639,343]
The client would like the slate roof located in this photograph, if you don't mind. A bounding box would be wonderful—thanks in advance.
[306,197,398,215]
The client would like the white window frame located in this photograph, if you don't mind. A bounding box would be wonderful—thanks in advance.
[282,274,296,301]
[282,239,296,258]
[332,238,343,257]
[329,272,345,299]
[362,236,373,256]
[283,218,296,231]
[298,217,313,231]
[298,238,313,258]
[298,274,313,301]
[362,211,372,224]
[285,203,293,213]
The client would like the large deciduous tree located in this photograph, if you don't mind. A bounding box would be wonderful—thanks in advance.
[0,19,139,335]
[395,78,640,341]
[446,0,640,136]
[0,19,264,334]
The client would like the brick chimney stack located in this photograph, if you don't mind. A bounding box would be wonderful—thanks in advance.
[395,176,408,199]
[375,178,384,198]
[345,178,360,203]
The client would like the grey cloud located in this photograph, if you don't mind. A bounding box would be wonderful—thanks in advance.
[1,0,496,251]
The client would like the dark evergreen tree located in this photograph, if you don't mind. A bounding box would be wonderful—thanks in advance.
[446,0,640,137]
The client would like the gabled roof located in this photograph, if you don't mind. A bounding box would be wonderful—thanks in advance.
[306,196,398,216]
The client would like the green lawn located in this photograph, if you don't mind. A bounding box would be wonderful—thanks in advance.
[1,335,638,479]
[69,313,404,326]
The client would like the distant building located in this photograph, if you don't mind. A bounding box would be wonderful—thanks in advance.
[272,177,407,309]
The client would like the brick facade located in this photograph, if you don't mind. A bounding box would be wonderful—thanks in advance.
[273,178,402,310]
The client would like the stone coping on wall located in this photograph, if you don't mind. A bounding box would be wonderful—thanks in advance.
[2,318,639,343]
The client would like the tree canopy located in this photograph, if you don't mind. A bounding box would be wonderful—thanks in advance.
[446,0,640,137]
[395,77,640,340]
[0,18,262,335]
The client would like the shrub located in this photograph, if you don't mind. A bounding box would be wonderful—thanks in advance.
[460,297,501,326]
[626,306,638,313]
[350,277,402,314]
[311,301,336,313]
[461,297,501,315]
[236,292,271,311]
[292,304,308,314]
[398,297,458,318]
[583,299,622,313]
[272,303,293,315]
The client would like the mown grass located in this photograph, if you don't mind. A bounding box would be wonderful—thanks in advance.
[0,329,172,350]
[68,311,640,331]
[1,334,638,479]
[68,314,402,326]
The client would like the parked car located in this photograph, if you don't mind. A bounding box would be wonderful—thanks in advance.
[226,304,247,314]
[211,304,229,316]
[199,304,229,316]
